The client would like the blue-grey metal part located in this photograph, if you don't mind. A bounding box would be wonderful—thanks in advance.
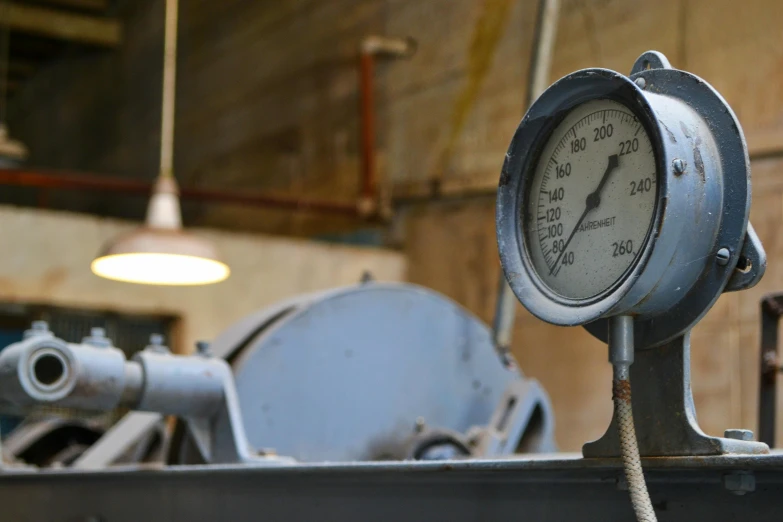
[223,283,553,462]
[4,454,783,521]
[2,284,550,466]
[0,328,290,466]
[584,332,768,457]
[497,50,760,349]
[472,377,556,455]
[589,51,761,347]
[72,412,166,469]
[629,50,671,74]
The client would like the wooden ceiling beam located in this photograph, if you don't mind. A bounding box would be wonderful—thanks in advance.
[30,0,108,11]
[8,60,37,77]
[8,3,121,47]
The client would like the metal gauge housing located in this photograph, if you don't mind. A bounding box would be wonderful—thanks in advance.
[497,52,762,348]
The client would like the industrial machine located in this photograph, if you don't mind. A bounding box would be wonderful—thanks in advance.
[0,283,555,469]
[0,50,781,522]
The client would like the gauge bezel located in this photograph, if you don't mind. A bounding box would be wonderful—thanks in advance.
[497,69,667,325]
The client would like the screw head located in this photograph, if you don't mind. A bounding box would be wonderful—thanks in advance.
[634,77,646,89]
[716,247,731,266]
[24,320,52,339]
[723,471,755,495]
[195,341,211,357]
[82,326,112,348]
[90,327,105,338]
[146,333,169,353]
[31,320,49,332]
[672,158,686,175]
[724,429,754,441]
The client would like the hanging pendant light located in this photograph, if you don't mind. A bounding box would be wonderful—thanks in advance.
[92,0,229,285]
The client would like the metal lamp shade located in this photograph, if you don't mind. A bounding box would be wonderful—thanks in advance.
[91,177,230,286]
[91,228,230,286]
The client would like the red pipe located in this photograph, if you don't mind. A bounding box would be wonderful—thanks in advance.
[0,169,362,217]
[357,36,416,214]
[359,51,376,201]
[0,37,414,220]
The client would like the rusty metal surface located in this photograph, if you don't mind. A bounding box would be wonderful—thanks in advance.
[359,52,376,200]
[0,169,364,216]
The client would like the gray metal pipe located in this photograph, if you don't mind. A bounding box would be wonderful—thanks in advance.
[0,329,228,419]
[0,331,126,410]
[492,0,560,363]
[131,350,227,418]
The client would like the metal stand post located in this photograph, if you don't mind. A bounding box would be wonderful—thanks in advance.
[491,0,560,366]
[584,331,768,457]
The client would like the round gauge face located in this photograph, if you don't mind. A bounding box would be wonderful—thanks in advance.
[525,99,657,300]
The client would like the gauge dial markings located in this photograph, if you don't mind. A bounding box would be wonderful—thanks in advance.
[526,101,657,300]
[549,154,619,275]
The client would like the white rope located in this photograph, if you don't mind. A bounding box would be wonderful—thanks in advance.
[614,379,658,522]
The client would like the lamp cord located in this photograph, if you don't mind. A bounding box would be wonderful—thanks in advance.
[159,0,178,179]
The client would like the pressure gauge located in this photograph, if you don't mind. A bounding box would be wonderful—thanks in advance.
[525,98,657,300]
[497,52,764,347]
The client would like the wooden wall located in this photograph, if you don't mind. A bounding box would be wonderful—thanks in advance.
[387,0,783,194]
[401,0,783,450]
[0,205,405,356]
[9,0,388,237]
[9,0,783,214]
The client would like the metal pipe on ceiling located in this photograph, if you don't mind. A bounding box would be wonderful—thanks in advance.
[0,36,415,221]
[358,35,416,215]
[0,168,364,217]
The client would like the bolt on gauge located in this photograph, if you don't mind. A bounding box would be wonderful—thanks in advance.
[497,51,764,348]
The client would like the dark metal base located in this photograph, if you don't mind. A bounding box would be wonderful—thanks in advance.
[584,333,768,457]
[2,455,783,521]
[758,293,783,446]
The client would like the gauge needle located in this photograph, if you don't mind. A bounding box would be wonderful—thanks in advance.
[549,154,619,275]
